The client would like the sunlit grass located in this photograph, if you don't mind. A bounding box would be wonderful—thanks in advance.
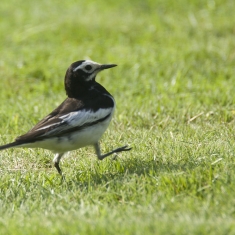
[0,0,235,234]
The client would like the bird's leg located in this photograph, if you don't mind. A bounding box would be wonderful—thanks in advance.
[53,153,64,175]
[94,142,132,160]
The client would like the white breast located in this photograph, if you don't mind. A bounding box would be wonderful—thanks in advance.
[22,109,114,153]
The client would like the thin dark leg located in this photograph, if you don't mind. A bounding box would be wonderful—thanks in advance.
[94,142,132,160]
[53,153,64,175]
[54,162,62,175]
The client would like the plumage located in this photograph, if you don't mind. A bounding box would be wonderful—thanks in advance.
[0,59,131,175]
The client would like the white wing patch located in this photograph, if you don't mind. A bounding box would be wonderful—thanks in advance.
[39,107,114,137]
[36,122,61,131]
[61,108,113,127]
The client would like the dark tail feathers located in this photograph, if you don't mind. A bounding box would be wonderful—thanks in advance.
[0,142,20,151]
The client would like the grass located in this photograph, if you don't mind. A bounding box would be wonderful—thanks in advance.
[0,0,235,234]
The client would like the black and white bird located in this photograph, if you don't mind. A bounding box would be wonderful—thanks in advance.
[0,60,131,175]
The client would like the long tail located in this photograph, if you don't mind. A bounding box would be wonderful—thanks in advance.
[0,142,20,151]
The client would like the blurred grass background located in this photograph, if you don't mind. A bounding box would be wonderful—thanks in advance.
[0,0,235,234]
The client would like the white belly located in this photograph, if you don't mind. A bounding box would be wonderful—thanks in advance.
[23,116,112,153]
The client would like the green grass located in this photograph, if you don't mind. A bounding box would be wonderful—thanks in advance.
[0,0,235,234]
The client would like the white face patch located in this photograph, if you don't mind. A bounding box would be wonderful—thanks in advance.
[73,60,102,81]
[73,60,100,72]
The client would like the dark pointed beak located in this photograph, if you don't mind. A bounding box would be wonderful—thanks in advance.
[100,64,117,70]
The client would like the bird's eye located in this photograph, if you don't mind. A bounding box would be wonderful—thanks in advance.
[85,65,92,71]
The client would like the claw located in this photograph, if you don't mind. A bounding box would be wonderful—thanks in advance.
[113,145,132,153]
[94,143,132,160]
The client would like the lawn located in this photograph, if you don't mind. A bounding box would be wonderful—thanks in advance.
[0,0,235,234]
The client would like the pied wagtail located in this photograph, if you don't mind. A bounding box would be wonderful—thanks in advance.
[0,60,131,175]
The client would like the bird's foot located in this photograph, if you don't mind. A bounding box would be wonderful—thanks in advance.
[112,145,132,153]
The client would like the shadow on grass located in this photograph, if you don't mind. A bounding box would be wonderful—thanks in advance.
[63,155,199,189]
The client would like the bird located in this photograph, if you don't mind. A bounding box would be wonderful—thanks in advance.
[0,59,131,175]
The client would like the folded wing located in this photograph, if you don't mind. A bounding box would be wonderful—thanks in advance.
[16,97,114,143]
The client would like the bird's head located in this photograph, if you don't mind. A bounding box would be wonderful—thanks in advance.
[64,60,117,97]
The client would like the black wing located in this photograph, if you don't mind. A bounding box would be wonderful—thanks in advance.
[15,90,114,143]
